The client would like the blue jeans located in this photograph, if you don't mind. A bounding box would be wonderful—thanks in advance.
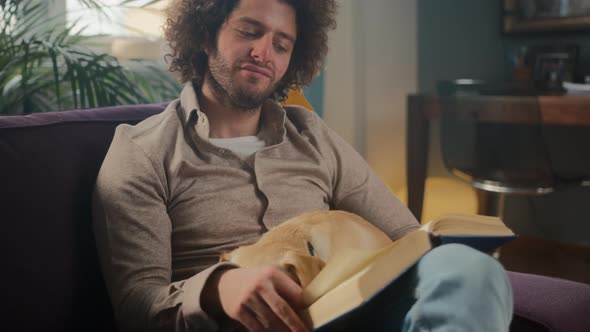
[396,243,514,331]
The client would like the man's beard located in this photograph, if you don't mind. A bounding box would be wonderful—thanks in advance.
[207,50,279,111]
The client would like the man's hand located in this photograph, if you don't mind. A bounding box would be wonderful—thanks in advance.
[210,266,310,332]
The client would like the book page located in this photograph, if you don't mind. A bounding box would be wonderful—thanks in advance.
[301,230,432,328]
[423,214,514,236]
[303,246,389,306]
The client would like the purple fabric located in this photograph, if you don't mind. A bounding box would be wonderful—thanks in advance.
[0,104,165,332]
[508,271,590,332]
[1,103,589,332]
[0,103,167,128]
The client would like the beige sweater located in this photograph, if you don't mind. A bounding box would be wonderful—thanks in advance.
[92,83,419,331]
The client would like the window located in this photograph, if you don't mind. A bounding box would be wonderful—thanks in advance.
[65,0,169,38]
[66,0,126,36]
[58,0,171,60]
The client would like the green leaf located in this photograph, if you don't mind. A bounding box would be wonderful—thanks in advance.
[1,0,181,114]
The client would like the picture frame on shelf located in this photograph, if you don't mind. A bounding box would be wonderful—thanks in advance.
[530,45,578,92]
[503,0,590,33]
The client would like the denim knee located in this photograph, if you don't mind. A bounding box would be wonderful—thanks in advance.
[408,244,514,331]
[420,244,510,286]
[418,244,513,311]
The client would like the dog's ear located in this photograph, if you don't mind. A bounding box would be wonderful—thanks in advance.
[280,252,326,288]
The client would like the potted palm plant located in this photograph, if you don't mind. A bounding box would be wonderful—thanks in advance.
[0,0,180,114]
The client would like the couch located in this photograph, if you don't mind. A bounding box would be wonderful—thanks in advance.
[1,104,589,332]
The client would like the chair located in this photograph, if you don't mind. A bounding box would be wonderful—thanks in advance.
[437,80,589,217]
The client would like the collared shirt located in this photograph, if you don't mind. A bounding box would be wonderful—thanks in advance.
[92,82,419,332]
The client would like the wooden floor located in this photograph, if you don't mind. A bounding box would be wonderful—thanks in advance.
[498,235,590,284]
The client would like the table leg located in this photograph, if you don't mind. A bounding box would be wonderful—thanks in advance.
[406,95,429,221]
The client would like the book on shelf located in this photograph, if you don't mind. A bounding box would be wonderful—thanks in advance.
[300,214,516,331]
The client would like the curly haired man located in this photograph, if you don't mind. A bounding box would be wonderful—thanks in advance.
[92,0,513,331]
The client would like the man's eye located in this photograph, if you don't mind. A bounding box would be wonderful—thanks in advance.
[274,43,289,53]
[237,30,257,38]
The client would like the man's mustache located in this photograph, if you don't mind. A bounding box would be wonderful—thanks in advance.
[237,60,274,79]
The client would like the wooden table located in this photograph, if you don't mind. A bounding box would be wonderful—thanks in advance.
[406,94,590,220]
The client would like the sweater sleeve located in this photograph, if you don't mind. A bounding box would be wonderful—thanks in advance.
[314,116,420,240]
[92,126,236,332]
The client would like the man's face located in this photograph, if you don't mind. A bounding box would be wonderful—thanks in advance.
[206,0,296,110]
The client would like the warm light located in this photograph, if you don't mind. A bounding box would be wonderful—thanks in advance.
[66,0,170,38]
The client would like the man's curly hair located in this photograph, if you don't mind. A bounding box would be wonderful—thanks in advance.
[163,0,337,100]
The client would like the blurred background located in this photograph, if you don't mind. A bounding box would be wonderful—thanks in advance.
[2,0,589,282]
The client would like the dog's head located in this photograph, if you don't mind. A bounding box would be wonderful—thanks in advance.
[220,241,325,288]
[219,210,392,288]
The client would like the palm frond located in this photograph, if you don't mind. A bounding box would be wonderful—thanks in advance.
[119,0,166,7]
[1,0,181,114]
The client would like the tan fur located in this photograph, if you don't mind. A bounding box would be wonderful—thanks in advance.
[219,210,392,287]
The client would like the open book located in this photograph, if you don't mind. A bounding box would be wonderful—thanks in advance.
[299,214,516,330]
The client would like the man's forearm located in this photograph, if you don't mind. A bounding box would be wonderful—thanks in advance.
[201,267,233,320]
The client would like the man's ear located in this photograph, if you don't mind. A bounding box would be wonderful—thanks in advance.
[202,36,214,56]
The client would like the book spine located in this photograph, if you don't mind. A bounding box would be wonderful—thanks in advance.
[429,233,442,248]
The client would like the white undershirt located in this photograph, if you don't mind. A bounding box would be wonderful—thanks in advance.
[209,136,266,159]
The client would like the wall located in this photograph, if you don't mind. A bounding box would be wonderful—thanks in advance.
[417,0,506,94]
[364,0,418,192]
[418,1,590,92]
[417,0,590,243]
[417,0,506,178]
[303,72,325,117]
[324,0,418,192]
[324,1,363,152]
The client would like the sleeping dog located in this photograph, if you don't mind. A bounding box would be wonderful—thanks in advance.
[220,210,392,288]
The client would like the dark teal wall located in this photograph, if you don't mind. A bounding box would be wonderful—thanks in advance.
[418,0,590,93]
[417,0,506,93]
[303,71,325,118]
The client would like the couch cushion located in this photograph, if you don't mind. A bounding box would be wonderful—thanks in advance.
[509,271,590,332]
[0,104,166,331]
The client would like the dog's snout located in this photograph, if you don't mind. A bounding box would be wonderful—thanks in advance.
[283,264,303,286]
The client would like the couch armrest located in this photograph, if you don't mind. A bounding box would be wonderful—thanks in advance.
[508,271,590,332]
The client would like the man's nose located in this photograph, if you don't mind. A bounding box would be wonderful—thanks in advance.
[250,35,272,64]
